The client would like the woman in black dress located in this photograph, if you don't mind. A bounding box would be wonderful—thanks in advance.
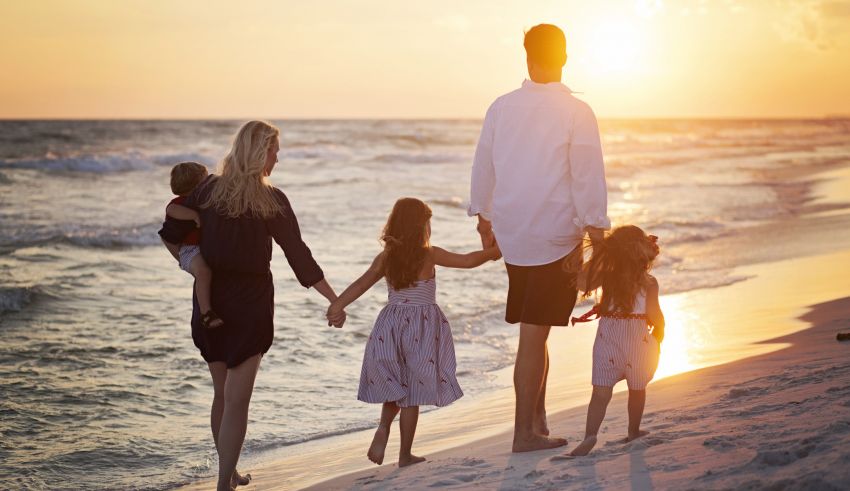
[159,120,345,491]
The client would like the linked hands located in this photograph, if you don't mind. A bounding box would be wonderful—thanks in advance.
[476,216,500,259]
[326,302,346,329]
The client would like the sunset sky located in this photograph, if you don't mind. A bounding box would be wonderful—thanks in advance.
[2,0,849,119]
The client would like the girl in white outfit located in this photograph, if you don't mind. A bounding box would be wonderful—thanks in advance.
[568,225,665,457]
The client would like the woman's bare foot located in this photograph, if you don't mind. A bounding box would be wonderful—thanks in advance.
[398,454,426,467]
[623,430,649,443]
[367,426,390,465]
[231,470,251,487]
[569,435,598,456]
[512,433,567,453]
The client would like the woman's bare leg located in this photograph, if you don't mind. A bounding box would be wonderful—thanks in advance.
[208,363,251,487]
[398,406,425,467]
[367,402,400,465]
[216,354,262,491]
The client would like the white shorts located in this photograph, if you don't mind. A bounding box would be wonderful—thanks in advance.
[178,245,201,272]
[591,317,660,390]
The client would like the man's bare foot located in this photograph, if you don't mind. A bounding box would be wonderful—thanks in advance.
[398,454,426,467]
[231,470,251,487]
[623,430,649,443]
[367,426,390,465]
[512,434,567,453]
[569,435,598,456]
[533,413,550,436]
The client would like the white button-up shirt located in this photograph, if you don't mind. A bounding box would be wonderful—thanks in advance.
[468,79,611,266]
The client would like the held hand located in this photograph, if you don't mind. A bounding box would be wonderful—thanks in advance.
[326,305,346,328]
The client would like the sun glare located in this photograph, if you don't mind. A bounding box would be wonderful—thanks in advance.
[578,16,648,76]
[654,295,700,379]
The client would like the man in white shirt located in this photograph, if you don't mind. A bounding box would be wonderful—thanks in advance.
[468,24,610,452]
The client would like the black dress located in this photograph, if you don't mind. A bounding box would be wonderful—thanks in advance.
[158,176,324,368]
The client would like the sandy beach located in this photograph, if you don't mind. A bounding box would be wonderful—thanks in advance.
[177,244,850,490]
[307,256,850,490]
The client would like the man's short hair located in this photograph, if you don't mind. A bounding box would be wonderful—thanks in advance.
[524,24,567,68]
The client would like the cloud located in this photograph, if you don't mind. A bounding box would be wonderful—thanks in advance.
[773,0,850,50]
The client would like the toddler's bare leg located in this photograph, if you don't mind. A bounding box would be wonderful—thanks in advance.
[570,385,613,456]
[625,389,649,441]
[188,255,222,327]
[398,406,425,467]
[367,402,399,465]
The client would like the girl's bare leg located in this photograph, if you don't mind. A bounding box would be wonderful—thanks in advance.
[398,406,425,467]
[367,402,400,465]
[570,385,613,456]
[216,354,262,491]
[208,363,251,487]
[626,389,649,441]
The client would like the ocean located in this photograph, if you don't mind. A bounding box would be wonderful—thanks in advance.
[1,118,849,490]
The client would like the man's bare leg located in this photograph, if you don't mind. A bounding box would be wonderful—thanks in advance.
[533,345,550,436]
[367,402,399,465]
[513,323,566,452]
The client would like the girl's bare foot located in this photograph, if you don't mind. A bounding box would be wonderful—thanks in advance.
[399,454,426,467]
[512,434,567,453]
[367,426,390,465]
[623,430,649,443]
[231,470,251,487]
[569,435,598,456]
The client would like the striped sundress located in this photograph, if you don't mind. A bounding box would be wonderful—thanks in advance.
[357,276,463,408]
[591,290,660,390]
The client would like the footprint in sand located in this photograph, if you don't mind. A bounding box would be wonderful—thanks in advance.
[428,474,477,487]
[703,435,737,451]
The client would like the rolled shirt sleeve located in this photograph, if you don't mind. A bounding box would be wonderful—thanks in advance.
[569,103,611,231]
[468,102,498,220]
[268,190,324,288]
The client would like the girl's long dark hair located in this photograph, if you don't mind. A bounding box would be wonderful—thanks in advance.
[381,198,432,290]
[585,225,656,314]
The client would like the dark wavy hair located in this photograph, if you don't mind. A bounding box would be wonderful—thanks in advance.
[381,198,432,290]
[584,225,658,314]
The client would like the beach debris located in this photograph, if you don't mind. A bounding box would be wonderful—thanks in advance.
[836,332,850,341]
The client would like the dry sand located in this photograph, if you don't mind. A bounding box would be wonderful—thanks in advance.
[310,296,850,490]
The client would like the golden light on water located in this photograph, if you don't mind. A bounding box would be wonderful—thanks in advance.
[654,295,701,379]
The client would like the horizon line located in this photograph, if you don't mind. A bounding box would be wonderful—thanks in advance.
[1,115,848,122]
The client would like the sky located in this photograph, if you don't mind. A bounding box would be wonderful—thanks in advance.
[1,0,849,119]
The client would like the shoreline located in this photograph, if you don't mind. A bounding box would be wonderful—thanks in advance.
[180,247,850,490]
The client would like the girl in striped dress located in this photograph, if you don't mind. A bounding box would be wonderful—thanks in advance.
[327,198,500,468]
[568,225,665,457]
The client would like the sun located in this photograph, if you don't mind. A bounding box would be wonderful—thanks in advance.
[578,16,648,75]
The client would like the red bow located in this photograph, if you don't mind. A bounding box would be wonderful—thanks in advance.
[571,305,600,326]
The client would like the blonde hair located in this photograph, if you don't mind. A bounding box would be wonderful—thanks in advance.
[203,120,282,218]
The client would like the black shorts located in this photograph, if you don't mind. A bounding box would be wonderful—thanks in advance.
[505,248,580,327]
